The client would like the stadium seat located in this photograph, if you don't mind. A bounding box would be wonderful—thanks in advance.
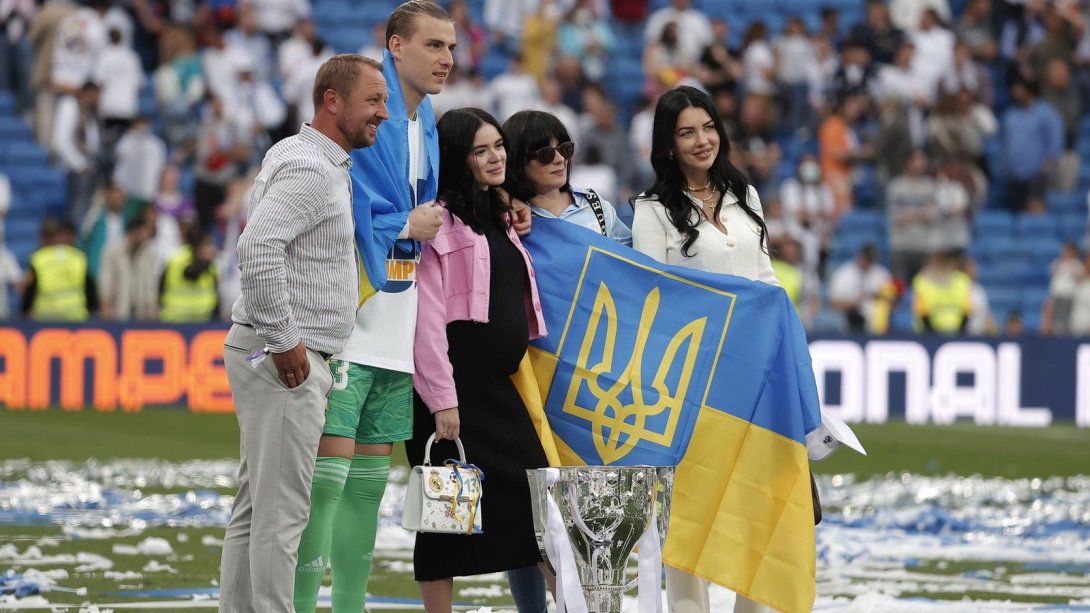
[0,115,30,140]
[1023,236,1063,267]
[974,235,1020,260]
[973,210,1014,237]
[0,91,15,115]
[1046,190,1085,214]
[1058,212,1087,243]
[1015,213,1058,238]
[836,210,883,235]
[988,286,1022,316]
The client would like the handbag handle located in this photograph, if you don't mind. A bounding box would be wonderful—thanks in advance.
[422,433,467,466]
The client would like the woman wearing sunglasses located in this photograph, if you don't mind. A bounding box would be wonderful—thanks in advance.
[632,85,779,613]
[407,108,553,612]
[503,110,632,245]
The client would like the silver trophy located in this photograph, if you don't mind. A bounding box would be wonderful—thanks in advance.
[527,466,675,612]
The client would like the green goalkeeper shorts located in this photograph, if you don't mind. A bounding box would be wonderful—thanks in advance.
[323,360,413,444]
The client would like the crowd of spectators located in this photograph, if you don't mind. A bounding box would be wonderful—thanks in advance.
[0,0,1088,337]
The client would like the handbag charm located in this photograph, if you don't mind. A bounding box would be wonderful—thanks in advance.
[402,434,485,535]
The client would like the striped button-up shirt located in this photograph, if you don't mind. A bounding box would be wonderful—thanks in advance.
[231,123,358,354]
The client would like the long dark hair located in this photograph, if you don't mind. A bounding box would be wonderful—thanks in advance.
[645,85,768,257]
[436,107,510,234]
[502,110,573,203]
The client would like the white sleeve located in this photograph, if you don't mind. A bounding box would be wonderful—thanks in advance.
[748,186,780,287]
[631,196,669,263]
[51,97,87,172]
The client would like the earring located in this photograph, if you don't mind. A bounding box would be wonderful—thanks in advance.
[668,152,674,159]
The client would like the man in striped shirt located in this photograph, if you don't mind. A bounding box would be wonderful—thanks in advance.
[218,54,389,613]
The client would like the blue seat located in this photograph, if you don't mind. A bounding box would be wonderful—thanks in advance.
[0,91,16,115]
[974,210,1013,237]
[836,210,883,235]
[1021,289,1049,316]
[4,141,48,165]
[1047,190,1085,214]
[988,286,1022,314]
[1016,213,1058,237]
[975,235,1020,260]
[993,260,1040,284]
[1023,236,1063,267]
[0,116,31,140]
[1058,212,1087,242]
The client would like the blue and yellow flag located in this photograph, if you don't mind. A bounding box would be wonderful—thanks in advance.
[515,218,822,613]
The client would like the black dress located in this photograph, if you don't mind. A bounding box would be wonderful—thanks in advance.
[405,218,549,582]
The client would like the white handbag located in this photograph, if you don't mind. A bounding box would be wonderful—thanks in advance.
[401,434,484,535]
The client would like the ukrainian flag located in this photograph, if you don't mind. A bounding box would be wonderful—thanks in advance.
[514,218,822,612]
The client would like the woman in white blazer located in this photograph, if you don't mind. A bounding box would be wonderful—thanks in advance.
[631,85,779,613]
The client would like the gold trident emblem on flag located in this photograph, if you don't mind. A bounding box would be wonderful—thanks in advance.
[563,282,707,464]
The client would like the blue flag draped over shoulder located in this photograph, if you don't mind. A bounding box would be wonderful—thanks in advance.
[514,218,822,613]
[348,52,439,303]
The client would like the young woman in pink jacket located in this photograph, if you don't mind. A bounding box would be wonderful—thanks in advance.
[404,107,552,612]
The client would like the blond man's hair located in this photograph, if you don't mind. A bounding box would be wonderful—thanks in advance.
[312,54,383,111]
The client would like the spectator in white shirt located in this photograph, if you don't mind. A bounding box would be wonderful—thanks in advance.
[488,53,541,121]
[51,1,108,95]
[113,117,166,204]
[226,1,274,83]
[890,0,950,32]
[644,0,713,65]
[0,227,20,319]
[876,40,930,107]
[249,0,310,45]
[775,17,818,133]
[742,21,776,97]
[93,26,143,172]
[52,82,101,223]
[278,16,327,82]
[909,9,955,101]
[193,94,249,232]
[280,37,332,129]
[200,24,245,102]
[779,154,834,274]
[829,243,894,332]
[229,54,285,162]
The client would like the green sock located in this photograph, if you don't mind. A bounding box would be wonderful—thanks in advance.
[293,456,351,613]
[330,454,391,612]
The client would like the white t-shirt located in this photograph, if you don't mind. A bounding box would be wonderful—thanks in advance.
[334,115,427,373]
[93,44,143,120]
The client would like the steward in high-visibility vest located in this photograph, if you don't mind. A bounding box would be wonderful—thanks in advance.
[160,243,219,323]
[28,244,91,321]
[912,252,972,334]
[772,259,803,311]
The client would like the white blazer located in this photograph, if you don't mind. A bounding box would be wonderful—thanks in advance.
[632,185,779,286]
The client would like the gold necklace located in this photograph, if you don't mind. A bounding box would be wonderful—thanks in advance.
[685,180,713,193]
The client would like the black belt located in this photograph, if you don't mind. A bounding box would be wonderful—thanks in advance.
[237,323,332,360]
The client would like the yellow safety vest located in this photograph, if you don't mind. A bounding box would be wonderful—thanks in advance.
[30,245,89,321]
[160,246,218,323]
[913,271,972,334]
[771,260,803,315]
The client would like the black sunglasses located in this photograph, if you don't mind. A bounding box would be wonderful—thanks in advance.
[527,141,575,162]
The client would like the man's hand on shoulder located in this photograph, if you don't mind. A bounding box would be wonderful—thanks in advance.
[407,201,443,241]
[511,199,532,237]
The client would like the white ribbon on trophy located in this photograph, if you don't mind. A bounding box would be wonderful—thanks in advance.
[540,467,665,613]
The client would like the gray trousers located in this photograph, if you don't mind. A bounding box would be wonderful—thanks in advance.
[218,323,333,613]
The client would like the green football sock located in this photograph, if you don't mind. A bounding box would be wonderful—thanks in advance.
[293,456,351,613]
[330,454,390,612]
